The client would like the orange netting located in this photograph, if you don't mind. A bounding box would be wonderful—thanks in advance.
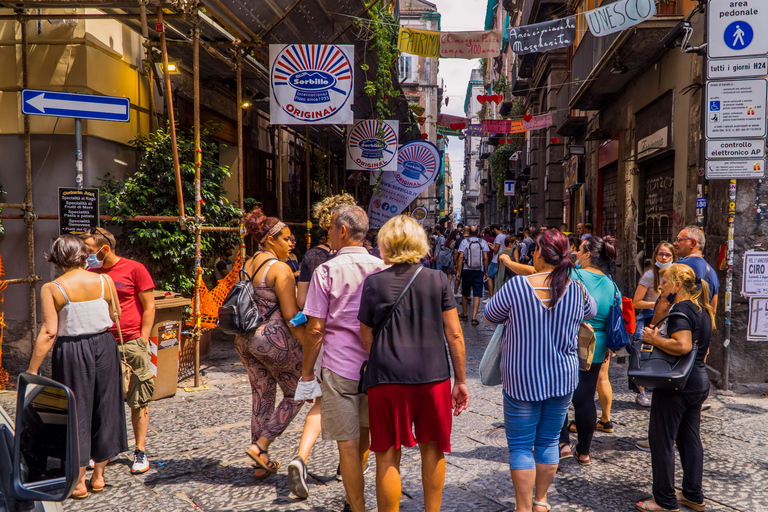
[188,251,245,329]
[0,251,12,389]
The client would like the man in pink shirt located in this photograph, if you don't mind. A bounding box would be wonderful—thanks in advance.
[302,205,387,512]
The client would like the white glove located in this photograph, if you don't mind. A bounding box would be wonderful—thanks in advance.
[294,379,322,401]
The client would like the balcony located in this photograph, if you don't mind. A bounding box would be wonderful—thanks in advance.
[570,16,683,111]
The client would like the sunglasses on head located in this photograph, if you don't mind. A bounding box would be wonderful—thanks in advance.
[87,227,114,248]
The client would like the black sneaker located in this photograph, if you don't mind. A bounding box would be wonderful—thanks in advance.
[288,457,309,499]
[343,503,352,512]
[131,449,150,474]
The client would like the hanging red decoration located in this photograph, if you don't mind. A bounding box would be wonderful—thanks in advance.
[551,137,562,144]
[437,134,444,140]
[494,94,503,104]
[477,94,487,104]
[418,116,426,123]
[523,113,533,122]
[421,133,429,139]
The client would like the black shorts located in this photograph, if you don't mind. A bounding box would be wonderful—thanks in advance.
[461,269,484,298]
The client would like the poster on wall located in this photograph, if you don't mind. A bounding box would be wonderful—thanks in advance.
[346,119,399,171]
[368,140,441,229]
[269,44,354,125]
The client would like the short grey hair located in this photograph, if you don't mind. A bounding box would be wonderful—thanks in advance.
[683,225,705,250]
[333,205,368,242]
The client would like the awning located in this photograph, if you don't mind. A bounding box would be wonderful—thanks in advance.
[570,17,683,111]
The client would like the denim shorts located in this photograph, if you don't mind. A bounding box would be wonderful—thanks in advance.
[503,390,573,470]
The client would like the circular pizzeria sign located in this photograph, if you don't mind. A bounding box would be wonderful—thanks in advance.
[347,120,398,170]
[271,44,353,122]
[395,141,440,188]
[411,207,428,221]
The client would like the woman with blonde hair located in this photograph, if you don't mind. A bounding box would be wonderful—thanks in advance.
[358,215,469,512]
[636,264,715,512]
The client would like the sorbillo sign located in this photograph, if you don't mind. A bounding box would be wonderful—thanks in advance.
[269,44,354,125]
[346,120,399,171]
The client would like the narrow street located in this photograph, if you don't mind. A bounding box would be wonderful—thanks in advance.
[2,303,766,512]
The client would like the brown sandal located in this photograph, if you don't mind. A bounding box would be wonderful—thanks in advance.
[675,492,705,512]
[246,444,280,474]
[636,498,678,511]
[573,449,591,466]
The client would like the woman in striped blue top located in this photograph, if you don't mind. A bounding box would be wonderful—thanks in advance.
[485,230,597,512]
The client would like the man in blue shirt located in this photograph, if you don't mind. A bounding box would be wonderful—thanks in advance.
[651,225,719,325]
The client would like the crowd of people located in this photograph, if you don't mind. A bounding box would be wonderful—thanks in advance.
[28,196,720,512]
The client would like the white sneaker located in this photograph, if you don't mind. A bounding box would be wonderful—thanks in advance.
[288,457,309,499]
[635,391,651,407]
[131,449,150,474]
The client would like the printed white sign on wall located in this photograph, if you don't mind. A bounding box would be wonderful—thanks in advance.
[270,44,354,125]
[706,79,767,139]
[346,120,399,171]
[368,140,441,230]
[748,298,768,341]
[743,251,768,296]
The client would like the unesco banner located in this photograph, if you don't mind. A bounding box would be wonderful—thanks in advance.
[346,120,399,171]
[368,140,441,229]
[269,44,354,125]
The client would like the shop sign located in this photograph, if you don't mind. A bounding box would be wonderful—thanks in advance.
[705,158,765,179]
[708,0,768,59]
[708,56,768,80]
[411,206,428,223]
[748,298,768,341]
[706,139,765,159]
[440,30,502,59]
[398,27,441,58]
[507,17,575,55]
[346,120,399,171]
[522,114,553,131]
[564,155,579,190]
[706,78,767,139]
[58,188,99,236]
[637,127,668,159]
[586,0,655,37]
[742,251,768,296]
[269,44,354,125]
[368,140,441,229]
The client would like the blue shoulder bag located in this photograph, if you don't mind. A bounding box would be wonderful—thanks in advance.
[604,277,631,351]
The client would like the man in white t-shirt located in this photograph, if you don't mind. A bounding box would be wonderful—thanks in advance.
[456,226,490,325]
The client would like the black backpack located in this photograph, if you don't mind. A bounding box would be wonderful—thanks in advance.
[218,258,279,335]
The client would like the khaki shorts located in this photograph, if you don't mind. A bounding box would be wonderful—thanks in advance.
[320,368,369,441]
[119,337,155,409]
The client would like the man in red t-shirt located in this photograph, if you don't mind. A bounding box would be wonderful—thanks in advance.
[82,227,156,474]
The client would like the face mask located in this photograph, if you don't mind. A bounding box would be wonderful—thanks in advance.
[574,261,582,269]
[86,247,105,269]
[655,261,672,269]
[665,292,677,304]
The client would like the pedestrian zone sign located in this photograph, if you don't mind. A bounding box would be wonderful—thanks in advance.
[709,0,768,59]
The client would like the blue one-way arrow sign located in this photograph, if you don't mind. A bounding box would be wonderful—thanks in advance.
[21,89,130,122]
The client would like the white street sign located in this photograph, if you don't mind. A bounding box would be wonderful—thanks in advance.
[706,79,767,139]
[504,180,515,196]
[708,0,768,59]
[706,139,765,159]
[743,251,768,297]
[707,56,768,79]
[705,158,765,179]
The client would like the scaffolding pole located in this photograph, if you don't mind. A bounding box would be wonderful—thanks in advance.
[192,13,203,389]
[236,47,246,264]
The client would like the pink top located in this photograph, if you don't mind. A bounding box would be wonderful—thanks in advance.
[303,246,387,380]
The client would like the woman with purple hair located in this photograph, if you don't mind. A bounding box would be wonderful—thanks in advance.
[485,229,597,512]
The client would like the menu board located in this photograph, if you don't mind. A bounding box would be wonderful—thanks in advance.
[59,188,99,235]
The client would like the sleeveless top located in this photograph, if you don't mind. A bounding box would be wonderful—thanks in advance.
[53,275,113,337]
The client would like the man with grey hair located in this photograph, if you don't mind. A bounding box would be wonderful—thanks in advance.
[651,225,719,325]
[300,205,386,512]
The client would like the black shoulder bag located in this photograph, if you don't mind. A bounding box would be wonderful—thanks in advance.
[627,311,698,391]
[217,257,279,335]
[358,266,423,394]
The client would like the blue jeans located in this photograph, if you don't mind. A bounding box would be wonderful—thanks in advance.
[635,309,653,338]
[503,390,573,470]
[488,262,498,278]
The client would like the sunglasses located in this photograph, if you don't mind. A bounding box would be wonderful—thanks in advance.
[87,227,114,248]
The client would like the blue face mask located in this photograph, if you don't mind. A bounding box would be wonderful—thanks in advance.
[574,261,582,269]
[665,292,677,304]
[86,247,105,269]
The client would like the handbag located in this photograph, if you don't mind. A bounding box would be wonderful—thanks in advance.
[104,274,132,399]
[572,277,597,371]
[604,278,631,351]
[358,266,423,394]
[627,312,698,390]
[479,324,504,386]
[218,257,279,335]
[622,296,636,335]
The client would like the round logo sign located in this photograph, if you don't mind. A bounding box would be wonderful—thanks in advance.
[347,120,398,169]
[271,45,353,122]
[724,21,753,51]
[395,141,440,188]
[411,207,427,221]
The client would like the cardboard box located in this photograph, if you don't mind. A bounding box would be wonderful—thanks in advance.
[149,292,191,401]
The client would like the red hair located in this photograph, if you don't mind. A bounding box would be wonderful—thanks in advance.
[243,207,281,244]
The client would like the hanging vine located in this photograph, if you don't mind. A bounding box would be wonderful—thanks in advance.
[488,98,525,210]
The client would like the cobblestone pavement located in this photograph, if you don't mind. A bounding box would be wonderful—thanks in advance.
[2,302,768,512]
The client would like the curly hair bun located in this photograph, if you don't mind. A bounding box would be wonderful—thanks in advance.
[243,206,267,235]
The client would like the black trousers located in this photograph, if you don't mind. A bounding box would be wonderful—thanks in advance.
[52,331,129,467]
[649,388,709,509]
[560,362,602,455]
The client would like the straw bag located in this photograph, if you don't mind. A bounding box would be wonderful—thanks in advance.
[105,275,133,398]
[574,280,596,371]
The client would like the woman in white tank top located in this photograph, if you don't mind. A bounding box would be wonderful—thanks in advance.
[27,235,128,499]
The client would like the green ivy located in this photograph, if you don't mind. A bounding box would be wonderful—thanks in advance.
[488,99,525,210]
[492,75,511,94]
[99,126,241,295]
[357,4,401,121]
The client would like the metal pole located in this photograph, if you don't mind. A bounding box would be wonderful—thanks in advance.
[236,49,244,212]
[306,125,311,221]
[327,127,332,194]
[21,12,38,351]
[157,6,186,225]
[192,15,202,389]
[75,118,84,189]
[277,127,283,219]
[723,179,736,390]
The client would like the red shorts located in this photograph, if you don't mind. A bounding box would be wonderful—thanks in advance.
[368,379,452,453]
